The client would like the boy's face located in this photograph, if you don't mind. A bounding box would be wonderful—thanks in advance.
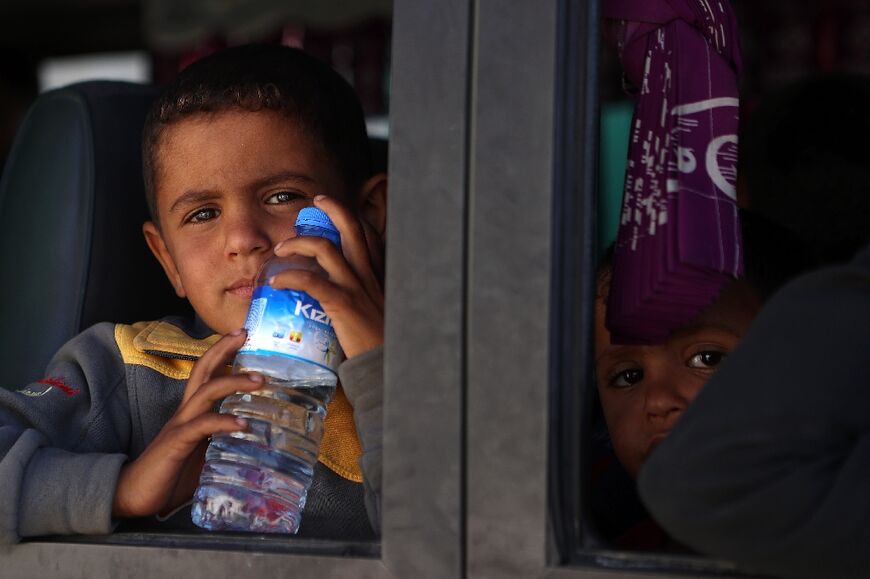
[143,109,347,335]
[594,281,759,477]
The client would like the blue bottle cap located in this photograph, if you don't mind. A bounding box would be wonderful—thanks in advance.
[295,206,339,235]
[295,206,341,249]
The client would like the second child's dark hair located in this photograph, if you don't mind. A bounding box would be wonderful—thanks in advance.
[142,44,372,224]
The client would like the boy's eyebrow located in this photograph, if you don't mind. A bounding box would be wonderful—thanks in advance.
[595,346,637,367]
[169,190,219,213]
[595,320,741,366]
[168,172,318,214]
[250,171,317,190]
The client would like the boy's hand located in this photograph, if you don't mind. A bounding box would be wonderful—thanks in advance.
[270,195,384,359]
[112,330,263,519]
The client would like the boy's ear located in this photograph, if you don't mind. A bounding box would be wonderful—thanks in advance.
[142,221,187,298]
[356,173,387,238]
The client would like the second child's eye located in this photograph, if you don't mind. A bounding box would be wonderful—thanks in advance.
[266,191,304,205]
[187,207,219,223]
[611,368,643,388]
[688,351,726,369]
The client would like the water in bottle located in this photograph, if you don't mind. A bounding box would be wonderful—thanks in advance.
[191,206,344,533]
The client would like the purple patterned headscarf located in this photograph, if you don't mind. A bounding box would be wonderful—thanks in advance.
[604,0,743,344]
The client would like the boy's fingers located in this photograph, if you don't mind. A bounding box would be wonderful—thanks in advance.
[167,414,248,451]
[274,239,383,311]
[312,196,377,287]
[273,237,359,289]
[178,373,264,419]
[183,330,246,404]
[267,269,346,308]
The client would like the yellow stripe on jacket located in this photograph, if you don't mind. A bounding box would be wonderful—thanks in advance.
[115,321,363,482]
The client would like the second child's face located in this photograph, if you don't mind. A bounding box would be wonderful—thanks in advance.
[594,282,759,477]
[144,109,347,335]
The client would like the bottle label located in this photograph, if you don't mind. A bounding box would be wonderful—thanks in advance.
[238,285,344,373]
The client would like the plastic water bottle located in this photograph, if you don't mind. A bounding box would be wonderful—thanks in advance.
[191,207,344,533]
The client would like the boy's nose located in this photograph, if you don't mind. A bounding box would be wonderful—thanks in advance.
[643,373,690,422]
[224,213,272,257]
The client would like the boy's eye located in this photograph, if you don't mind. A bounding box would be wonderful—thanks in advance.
[688,351,726,369]
[266,191,305,205]
[611,368,643,388]
[187,207,219,223]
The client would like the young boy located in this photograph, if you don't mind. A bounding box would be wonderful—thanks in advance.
[0,44,386,542]
[594,275,758,479]
[591,212,810,548]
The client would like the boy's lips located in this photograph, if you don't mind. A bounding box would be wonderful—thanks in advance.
[227,279,255,298]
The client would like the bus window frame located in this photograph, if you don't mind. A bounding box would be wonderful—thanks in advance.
[1,0,468,576]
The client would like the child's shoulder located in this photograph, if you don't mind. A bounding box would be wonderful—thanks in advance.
[110,317,219,381]
[113,318,217,356]
[49,317,217,381]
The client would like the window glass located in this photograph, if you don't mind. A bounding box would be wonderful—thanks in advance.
[568,0,870,567]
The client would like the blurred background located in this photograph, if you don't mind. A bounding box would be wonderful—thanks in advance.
[0,0,393,172]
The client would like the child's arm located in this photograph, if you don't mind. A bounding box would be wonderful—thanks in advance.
[112,330,263,518]
[269,195,385,532]
[0,323,131,543]
[337,345,383,533]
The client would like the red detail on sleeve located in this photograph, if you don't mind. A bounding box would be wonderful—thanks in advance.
[36,377,81,396]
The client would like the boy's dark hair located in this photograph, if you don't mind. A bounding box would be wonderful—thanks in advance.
[142,44,373,224]
[595,209,814,305]
[742,73,870,264]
